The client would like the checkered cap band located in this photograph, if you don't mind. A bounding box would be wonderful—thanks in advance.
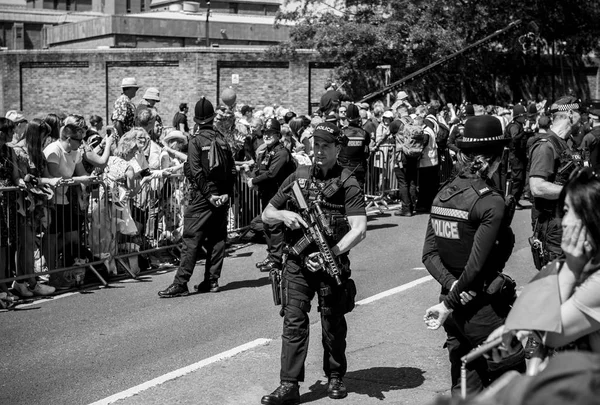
[550,103,580,113]
[460,135,506,143]
[431,206,469,220]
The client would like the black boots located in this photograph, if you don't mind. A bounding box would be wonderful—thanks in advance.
[157,283,189,298]
[327,377,347,399]
[261,381,300,405]
[194,279,220,293]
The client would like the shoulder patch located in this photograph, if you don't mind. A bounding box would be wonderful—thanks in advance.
[298,178,307,188]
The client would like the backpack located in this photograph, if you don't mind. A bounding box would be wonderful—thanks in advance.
[436,122,450,148]
[403,124,426,159]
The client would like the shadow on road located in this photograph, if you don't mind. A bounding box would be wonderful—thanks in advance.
[221,277,270,291]
[367,223,398,231]
[300,366,426,402]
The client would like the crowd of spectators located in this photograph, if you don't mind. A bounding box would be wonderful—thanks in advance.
[0,78,575,306]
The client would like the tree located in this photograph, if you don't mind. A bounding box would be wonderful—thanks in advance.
[268,0,600,104]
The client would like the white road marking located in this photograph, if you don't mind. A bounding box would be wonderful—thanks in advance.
[412,267,426,270]
[356,275,433,306]
[88,338,272,405]
[15,292,80,308]
[88,275,433,404]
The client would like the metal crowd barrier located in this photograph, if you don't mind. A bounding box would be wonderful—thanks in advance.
[365,145,399,212]
[0,153,405,292]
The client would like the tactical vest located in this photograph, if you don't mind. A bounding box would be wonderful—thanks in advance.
[505,121,527,153]
[256,141,294,192]
[430,177,501,276]
[287,165,351,250]
[529,133,583,216]
[338,125,369,168]
[587,127,600,171]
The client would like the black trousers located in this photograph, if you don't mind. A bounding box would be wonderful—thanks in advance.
[417,165,439,211]
[261,195,284,265]
[510,157,527,202]
[393,161,418,211]
[442,297,526,397]
[174,203,228,285]
[280,260,352,383]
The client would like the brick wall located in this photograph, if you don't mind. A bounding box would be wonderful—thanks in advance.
[0,48,335,123]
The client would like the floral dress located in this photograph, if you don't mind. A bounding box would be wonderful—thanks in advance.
[12,145,53,229]
[0,144,14,247]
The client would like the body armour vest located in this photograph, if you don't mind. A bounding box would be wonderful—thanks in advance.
[530,133,583,216]
[430,176,500,275]
[338,125,369,169]
[286,165,351,254]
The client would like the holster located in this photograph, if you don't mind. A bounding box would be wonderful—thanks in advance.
[484,272,516,306]
[269,268,282,306]
[529,235,545,270]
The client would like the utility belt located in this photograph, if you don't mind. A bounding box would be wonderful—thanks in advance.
[440,272,516,306]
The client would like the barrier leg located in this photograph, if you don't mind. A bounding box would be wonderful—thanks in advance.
[87,264,109,287]
[116,257,139,279]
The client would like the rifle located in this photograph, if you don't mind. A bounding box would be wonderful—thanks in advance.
[287,181,343,286]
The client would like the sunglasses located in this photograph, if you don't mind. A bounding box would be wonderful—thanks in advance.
[69,137,83,144]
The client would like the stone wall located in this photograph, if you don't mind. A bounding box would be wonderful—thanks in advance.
[0,47,335,123]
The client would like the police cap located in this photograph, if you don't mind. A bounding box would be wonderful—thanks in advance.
[313,122,345,144]
[456,115,509,151]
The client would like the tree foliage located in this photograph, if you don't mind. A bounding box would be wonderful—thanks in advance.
[268,0,600,103]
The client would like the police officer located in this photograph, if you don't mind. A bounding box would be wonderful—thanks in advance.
[580,109,600,172]
[528,96,584,269]
[337,103,370,188]
[260,122,367,405]
[505,104,530,208]
[422,115,526,398]
[158,97,235,297]
[249,118,296,273]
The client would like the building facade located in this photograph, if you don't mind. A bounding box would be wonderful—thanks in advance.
[0,0,286,49]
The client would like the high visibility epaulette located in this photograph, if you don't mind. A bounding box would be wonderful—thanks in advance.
[473,184,492,197]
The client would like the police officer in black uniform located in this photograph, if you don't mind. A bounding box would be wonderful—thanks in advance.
[337,103,370,188]
[505,104,530,208]
[260,122,367,405]
[158,97,235,297]
[580,109,600,172]
[528,96,584,269]
[249,118,296,273]
[422,115,526,398]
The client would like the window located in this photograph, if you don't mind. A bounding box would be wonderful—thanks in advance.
[229,2,238,14]
[126,0,131,13]
[66,0,71,11]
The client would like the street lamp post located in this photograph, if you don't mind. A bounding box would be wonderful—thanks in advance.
[206,0,210,47]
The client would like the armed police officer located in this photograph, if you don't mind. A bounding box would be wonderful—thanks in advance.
[158,97,235,297]
[528,96,584,269]
[337,103,370,188]
[249,118,296,273]
[260,122,367,405]
[422,115,526,398]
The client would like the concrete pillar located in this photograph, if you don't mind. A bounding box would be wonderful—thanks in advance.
[12,23,24,50]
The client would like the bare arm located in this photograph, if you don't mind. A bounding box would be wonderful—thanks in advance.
[529,176,562,200]
[331,215,367,256]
